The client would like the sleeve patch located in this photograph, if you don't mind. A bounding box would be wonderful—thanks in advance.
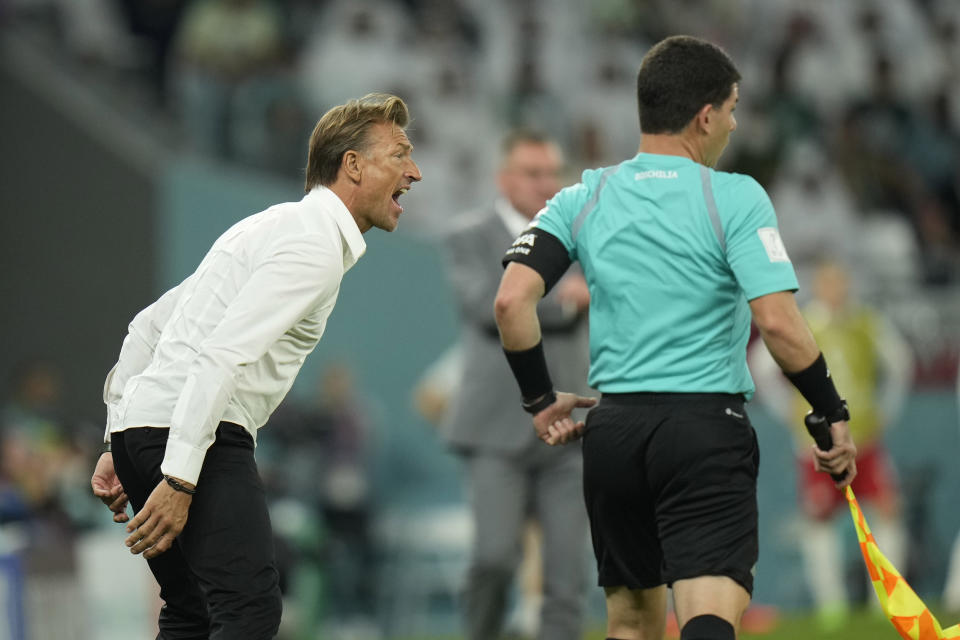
[757,227,791,263]
[505,231,538,257]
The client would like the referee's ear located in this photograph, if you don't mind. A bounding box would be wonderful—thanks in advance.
[692,102,715,136]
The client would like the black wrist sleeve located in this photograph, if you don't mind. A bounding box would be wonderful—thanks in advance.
[785,353,844,416]
[503,340,554,401]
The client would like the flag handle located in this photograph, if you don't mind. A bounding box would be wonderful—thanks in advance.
[804,412,847,482]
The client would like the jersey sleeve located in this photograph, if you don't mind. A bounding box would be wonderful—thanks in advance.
[720,175,799,300]
[502,182,590,293]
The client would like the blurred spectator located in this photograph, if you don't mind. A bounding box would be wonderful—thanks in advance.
[836,52,956,283]
[569,47,646,170]
[749,261,913,629]
[264,363,378,634]
[768,140,861,296]
[398,59,501,234]
[1,359,73,529]
[943,360,960,612]
[0,358,89,639]
[114,0,189,106]
[734,10,825,185]
[298,0,411,114]
[231,80,313,175]
[171,0,285,158]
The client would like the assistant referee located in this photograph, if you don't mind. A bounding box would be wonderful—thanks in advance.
[494,36,857,640]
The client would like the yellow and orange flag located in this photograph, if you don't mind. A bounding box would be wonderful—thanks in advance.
[846,486,960,639]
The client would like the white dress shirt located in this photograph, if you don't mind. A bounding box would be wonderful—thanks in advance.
[493,196,532,237]
[103,187,366,484]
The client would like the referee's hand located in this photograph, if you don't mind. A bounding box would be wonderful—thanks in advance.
[812,419,858,489]
[532,391,598,446]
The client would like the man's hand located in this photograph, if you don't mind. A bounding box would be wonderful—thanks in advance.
[91,452,130,523]
[812,420,858,489]
[532,391,598,445]
[125,478,194,559]
[555,274,590,314]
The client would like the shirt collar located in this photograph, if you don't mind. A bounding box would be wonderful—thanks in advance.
[494,197,533,237]
[306,187,367,271]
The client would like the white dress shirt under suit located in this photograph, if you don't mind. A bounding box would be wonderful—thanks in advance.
[103,187,366,485]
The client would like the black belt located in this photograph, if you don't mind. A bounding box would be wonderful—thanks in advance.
[601,391,745,404]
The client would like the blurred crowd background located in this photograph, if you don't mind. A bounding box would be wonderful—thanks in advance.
[1,0,959,638]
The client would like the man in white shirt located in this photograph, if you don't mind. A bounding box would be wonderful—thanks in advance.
[89,92,421,639]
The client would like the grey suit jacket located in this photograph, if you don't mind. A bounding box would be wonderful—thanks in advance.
[439,205,591,454]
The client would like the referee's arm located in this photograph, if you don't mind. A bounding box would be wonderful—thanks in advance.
[750,290,858,487]
[494,262,545,350]
[749,291,819,372]
[495,261,597,445]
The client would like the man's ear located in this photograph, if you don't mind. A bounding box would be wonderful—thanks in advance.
[342,150,363,183]
[694,103,714,135]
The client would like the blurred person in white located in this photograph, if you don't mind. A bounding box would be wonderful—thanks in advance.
[768,140,859,297]
[171,0,285,158]
[568,46,648,171]
[298,0,409,114]
[943,360,960,612]
[767,0,942,130]
[749,260,913,629]
[837,51,957,284]
[438,130,591,640]
[399,60,501,234]
[89,93,422,639]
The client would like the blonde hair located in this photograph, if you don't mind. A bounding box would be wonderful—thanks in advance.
[304,93,410,191]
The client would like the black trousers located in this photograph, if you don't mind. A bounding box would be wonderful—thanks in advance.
[112,423,282,640]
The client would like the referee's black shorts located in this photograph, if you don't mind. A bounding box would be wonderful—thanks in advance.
[582,392,759,595]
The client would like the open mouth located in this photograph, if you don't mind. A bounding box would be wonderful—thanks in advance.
[391,186,409,210]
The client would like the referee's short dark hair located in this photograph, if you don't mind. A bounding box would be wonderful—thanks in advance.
[304,92,410,191]
[636,35,741,135]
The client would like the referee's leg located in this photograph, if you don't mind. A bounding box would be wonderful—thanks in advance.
[177,423,282,640]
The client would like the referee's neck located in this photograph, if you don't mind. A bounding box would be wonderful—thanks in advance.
[638,133,702,165]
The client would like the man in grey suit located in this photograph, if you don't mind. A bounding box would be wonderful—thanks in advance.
[440,130,592,640]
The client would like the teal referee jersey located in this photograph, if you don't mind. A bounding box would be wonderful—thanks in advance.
[523,152,798,398]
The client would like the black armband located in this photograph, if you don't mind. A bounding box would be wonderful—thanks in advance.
[785,353,845,417]
[103,441,111,454]
[502,227,572,294]
[503,340,554,403]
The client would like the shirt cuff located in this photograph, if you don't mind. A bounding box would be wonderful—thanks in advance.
[161,436,208,485]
